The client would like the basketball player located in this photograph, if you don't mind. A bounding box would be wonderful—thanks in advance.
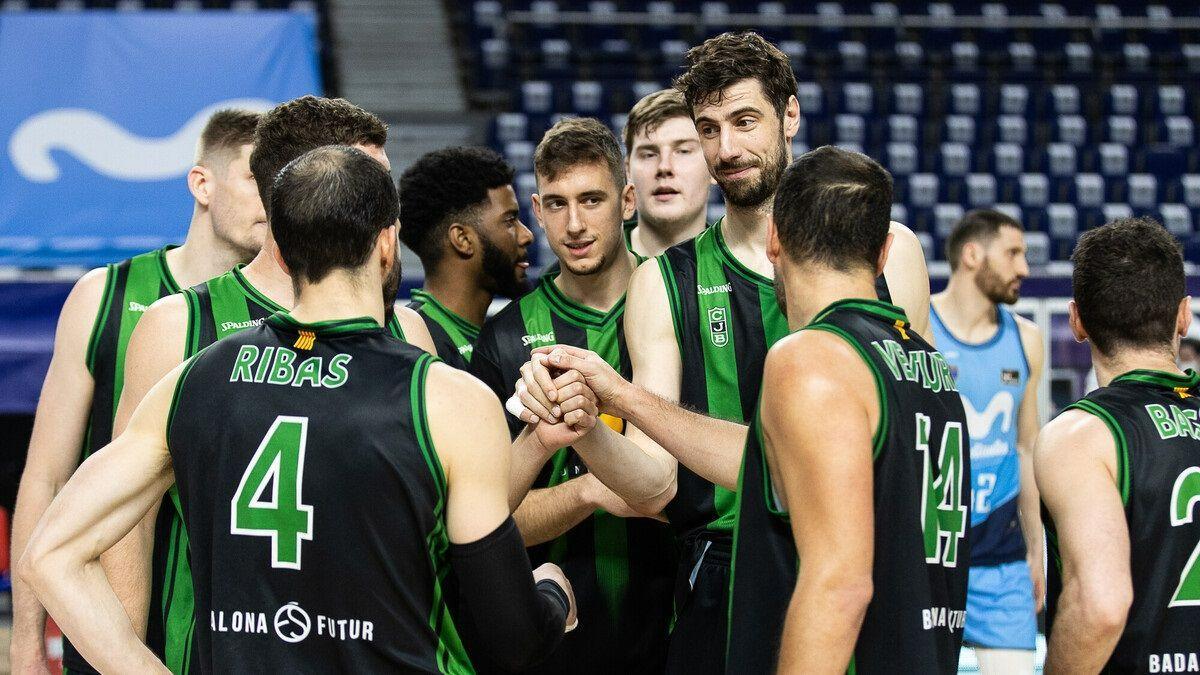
[621,89,711,257]
[102,96,436,674]
[931,210,1044,673]
[398,146,534,370]
[728,145,969,672]
[512,31,934,672]
[9,109,267,675]
[20,145,576,672]
[1038,217,1200,672]
[469,118,676,673]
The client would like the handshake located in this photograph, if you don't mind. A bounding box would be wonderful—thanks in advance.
[504,345,630,449]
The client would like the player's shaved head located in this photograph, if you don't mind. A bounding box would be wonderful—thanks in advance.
[1072,217,1185,356]
[772,145,893,273]
[271,145,398,286]
[195,108,261,169]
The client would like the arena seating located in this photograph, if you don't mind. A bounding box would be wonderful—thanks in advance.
[447,0,1200,264]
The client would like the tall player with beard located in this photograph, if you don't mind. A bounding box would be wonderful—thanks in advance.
[10,109,268,675]
[99,96,436,675]
[510,31,934,673]
[621,89,712,258]
[398,147,535,370]
[470,118,676,673]
[930,210,1044,674]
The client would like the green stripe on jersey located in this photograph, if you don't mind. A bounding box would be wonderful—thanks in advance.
[1067,398,1132,505]
[114,247,180,421]
[412,290,480,361]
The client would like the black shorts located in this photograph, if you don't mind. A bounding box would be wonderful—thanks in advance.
[666,532,731,675]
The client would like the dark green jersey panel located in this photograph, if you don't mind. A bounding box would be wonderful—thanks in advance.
[182,266,287,358]
[728,300,970,674]
[64,245,180,674]
[407,290,480,371]
[470,274,676,674]
[168,314,471,673]
[1045,370,1200,674]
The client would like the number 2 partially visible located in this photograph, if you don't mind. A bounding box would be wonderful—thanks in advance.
[230,416,314,570]
[1170,466,1200,607]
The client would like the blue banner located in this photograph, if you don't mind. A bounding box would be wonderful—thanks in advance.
[0,11,320,267]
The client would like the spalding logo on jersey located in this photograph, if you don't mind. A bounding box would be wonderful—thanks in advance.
[708,307,728,347]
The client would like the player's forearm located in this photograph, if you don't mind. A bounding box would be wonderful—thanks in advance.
[1017,450,1044,557]
[1045,582,1127,674]
[571,422,675,511]
[611,383,744,490]
[513,480,596,546]
[777,573,872,672]
[9,477,63,655]
[509,428,554,509]
[20,554,167,673]
[99,506,158,639]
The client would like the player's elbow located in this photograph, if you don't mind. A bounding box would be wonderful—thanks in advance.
[805,564,874,615]
[1076,577,1131,637]
[17,534,62,598]
[631,474,676,517]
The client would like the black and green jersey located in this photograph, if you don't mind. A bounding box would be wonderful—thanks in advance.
[470,272,677,674]
[62,245,181,674]
[167,313,470,672]
[727,299,970,674]
[407,289,480,371]
[150,267,409,673]
[1045,369,1200,673]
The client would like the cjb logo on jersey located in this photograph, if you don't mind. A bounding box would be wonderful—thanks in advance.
[708,307,728,347]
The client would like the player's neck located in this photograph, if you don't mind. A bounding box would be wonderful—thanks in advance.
[632,210,706,258]
[421,267,490,327]
[167,210,252,288]
[932,276,999,338]
[289,270,385,327]
[239,237,295,308]
[1092,345,1183,388]
[720,199,774,279]
[554,248,637,313]
[783,266,879,331]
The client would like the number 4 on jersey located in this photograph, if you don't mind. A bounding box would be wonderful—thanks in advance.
[916,413,967,567]
[230,416,314,570]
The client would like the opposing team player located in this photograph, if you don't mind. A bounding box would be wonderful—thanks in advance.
[621,89,711,257]
[102,96,435,673]
[1038,218,1200,672]
[470,118,676,673]
[727,146,969,673]
[931,210,1044,674]
[512,31,933,671]
[21,145,576,673]
[398,146,534,370]
[9,109,267,674]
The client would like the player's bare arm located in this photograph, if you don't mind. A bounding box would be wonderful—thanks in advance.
[1015,316,1047,611]
[770,331,877,672]
[883,222,933,342]
[514,475,648,547]
[1036,410,1132,673]
[392,304,437,354]
[20,361,189,675]
[426,362,577,667]
[10,267,107,672]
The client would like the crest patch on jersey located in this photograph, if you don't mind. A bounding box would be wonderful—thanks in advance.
[708,306,728,347]
[1000,368,1020,385]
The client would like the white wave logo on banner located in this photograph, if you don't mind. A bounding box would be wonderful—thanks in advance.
[7,98,275,183]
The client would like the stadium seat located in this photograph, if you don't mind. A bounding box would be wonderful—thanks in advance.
[1158,85,1186,117]
[1123,43,1151,72]
[952,41,979,72]
[909,174,939,208]
[1051,85,1080,116]
[1025,231,1050,265]
[842,83,873,115]
[940,143,970,177]
[1046,143,1078,176]
[839,41,868,71]
[1057,115,1087,146]
[494,112,528,144]
[504,141,534,172]
[893,84,923,116]
[993,143,1024,177]
[945,116,975,145]
[1166,117,1195,148]
[950,84,980,116]
[935,204,965,238]
[1000,84,1029,116]
[967,174,997,208]
[1103,203,1134,223]
[1098,143,1130,177]
[572,81,603,113]
[1065,42,1092,73]
[1009,42,1036,71]
[1019,173,1050,207]
[890,203,908,227]
[887,143,919,176]
[1128,174,1159,210]
[1107,116,1137,146]
[1160,204,1193,236]
[1108,84,1138,116]
[1182,175,1200,208]
[1074,174,1105,208]
[521,81,553,114]
[1047,203,1079,239]
[796,82,824,116]
[836,115,866,146]
[888,115,919,144]
[997,116,1027,145]
[896,42,924,70]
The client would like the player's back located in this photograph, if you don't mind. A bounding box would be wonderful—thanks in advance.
[729,299,970,673]
[1047,369,1200,673]
[167,312,471,674]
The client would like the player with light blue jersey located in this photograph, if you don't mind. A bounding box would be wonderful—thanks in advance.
[931,210,1045,674]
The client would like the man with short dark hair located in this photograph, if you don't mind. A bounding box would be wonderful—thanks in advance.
[621,89,710,257]
[726,144,970,673]
[931,209,1043,674]
[1037,217,1200,672]
[398,147,534,370]
[99,96,436,674]
[20,145,577,673]
[470,117,676,674]
[10,107,268,674]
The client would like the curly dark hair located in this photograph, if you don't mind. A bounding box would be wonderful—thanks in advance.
[250,95,388,216]
[533,117,624,191]
[673,31,797,121]
[397,146,515,270]
[1072,217,1185,356]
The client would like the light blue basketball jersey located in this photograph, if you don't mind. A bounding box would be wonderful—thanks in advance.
[931,304,1029,566]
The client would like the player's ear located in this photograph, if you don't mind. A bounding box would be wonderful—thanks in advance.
[187,165,211,207]
[447,222,475,258]
[876,231,895,277]
[1177,296,1193,337]
[622,182,636,221]
[782,95,801,144]
[271,241,291,277]
[379,223,398,267]
[1067,300,1088,343]
[766,215,781,265]
[531,193,544,226]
